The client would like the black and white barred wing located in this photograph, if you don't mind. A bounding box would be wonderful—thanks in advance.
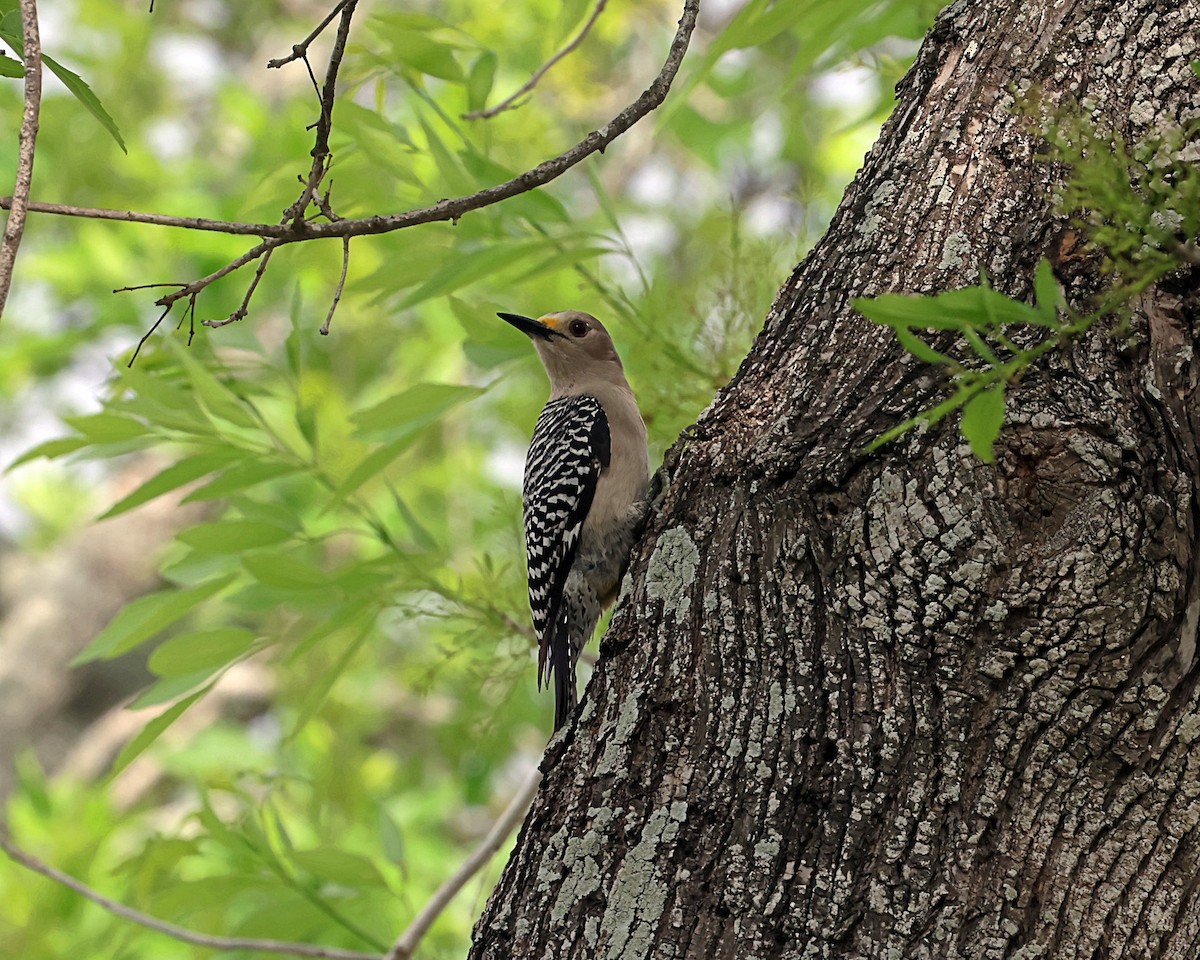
[522,395,610,687]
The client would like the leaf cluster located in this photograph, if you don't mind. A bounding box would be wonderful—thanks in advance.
[856,259,1073,461]
[1050,110,1200,287]
[859,100,1200,460]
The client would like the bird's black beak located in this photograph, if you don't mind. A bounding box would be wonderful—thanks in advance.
[498,312,561,341]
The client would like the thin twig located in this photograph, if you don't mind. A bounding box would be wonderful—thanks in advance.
[0,0,43,321]
[155,238,282,309]
[321,236,350,335]
[0,824,380,960]
[190,0,354,336]
[113,281,193,292]
[464,0,608,121]
[202,245,275,328]
[0,197,275,235]
[268,0,355,69]
[127,302,172,367]
[385,768,542,960]
[285,0,357,225]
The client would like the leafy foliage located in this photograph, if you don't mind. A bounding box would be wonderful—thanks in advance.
[1052,114,1200,286]
[856,259,1075,461]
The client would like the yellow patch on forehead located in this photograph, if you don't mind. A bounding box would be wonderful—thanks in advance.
[536,314,561,330]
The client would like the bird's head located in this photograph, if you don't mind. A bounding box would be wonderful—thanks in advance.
[498,310,625,390]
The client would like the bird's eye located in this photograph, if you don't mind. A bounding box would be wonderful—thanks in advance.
[569,319,589,337]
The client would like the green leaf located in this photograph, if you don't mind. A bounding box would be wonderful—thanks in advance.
[63,412,147,443]
[73,575,237,664]
[0,29,126,151]
[42,52,127,152]
[181,460,301,502]
[892,326,953,365]
[291,849,390,890]
[335,102,422,187]
[378,810,406,865]
[0,50,21,77]
[6,435,88,469]
[331,436,421,501]
[98,451,240,520]
[391,33,464,81]
[1032,257,1064,326]
[854,292,964,331]
[148,627,259,678]
[398,240,549,309]
[177,520,294,554]
[128,671,218,709]
[415,115,474,195]
[242,553,327,589]
[466,50,497,113]
[170,343,260,430]
[350,381,484,442]
[448,295,528,368]
[116,365,212,433]
[960,385,1007,463]
[289,616,375,737]
[108,688,209,779]
[391,488,438,552]
[950,285,1051,329]
[857,285,1047,333]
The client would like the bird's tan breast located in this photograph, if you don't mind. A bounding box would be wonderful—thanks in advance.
[585,383,649,536]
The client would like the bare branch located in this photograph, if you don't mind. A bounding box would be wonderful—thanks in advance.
[126,302,172,367]
[0,0,698,247]
[184,291,198,345]
[7,0,698,337]
[144,0,357,339]
[385,767,542,960]
[0,0,43,321]
[0,197,276,236]
[309,0,699,241]
[268,0,356,69]
[464,0,608,121]
[0,825,380,960]
[113,281,196,292]
[321,236,351,335]
[154,237,282,309]
[285,0,357,224]
[201,245,275,328]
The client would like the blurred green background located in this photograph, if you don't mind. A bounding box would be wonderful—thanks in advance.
[0,0,938,956]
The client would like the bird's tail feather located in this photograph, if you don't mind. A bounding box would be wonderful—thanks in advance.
[551,612,577,730]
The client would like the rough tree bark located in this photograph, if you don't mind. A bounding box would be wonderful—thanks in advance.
[472,0,1200,956]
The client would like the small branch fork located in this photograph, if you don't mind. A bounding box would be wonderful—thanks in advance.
[0,0,699,355]
[384,768,541,960]
[0,0,43,322]
[0,766,542,960]
[267,0,356,70]
[119,0,360,352]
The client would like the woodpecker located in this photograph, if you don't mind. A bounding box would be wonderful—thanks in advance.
[499,310,649,730]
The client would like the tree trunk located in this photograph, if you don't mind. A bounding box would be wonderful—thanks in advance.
[471,0,1200,956]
